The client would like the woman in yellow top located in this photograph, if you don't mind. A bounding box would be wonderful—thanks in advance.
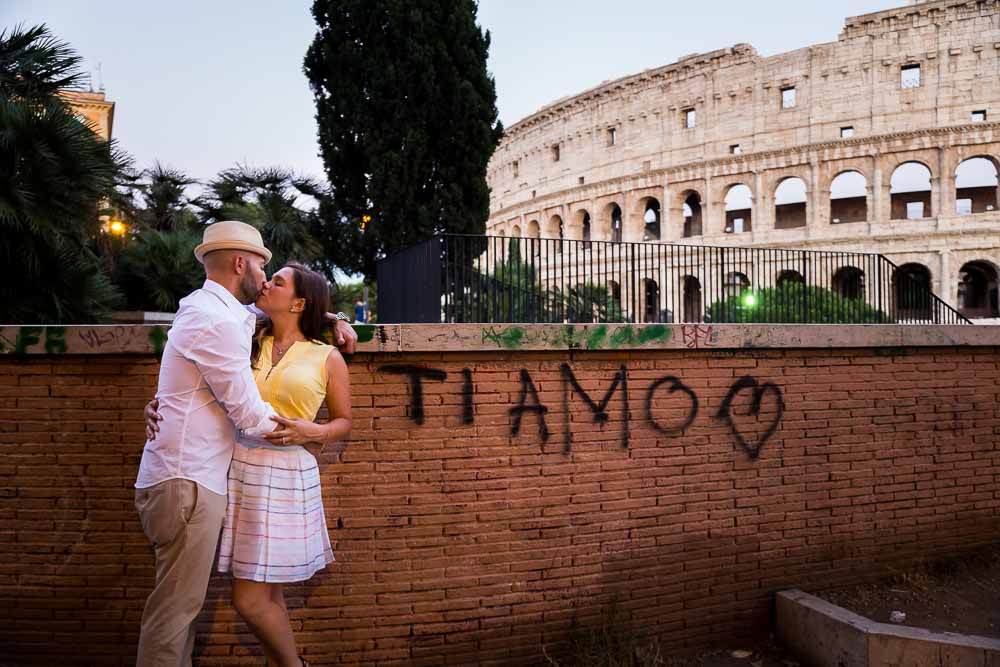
[218,262,351,667]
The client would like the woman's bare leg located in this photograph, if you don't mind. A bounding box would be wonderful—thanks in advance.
[232,578,300,667]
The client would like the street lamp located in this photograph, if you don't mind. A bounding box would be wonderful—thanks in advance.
[108,220,126,236]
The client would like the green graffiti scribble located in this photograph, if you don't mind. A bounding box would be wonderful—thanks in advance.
[15,327,42,355]
[355,325,375,343]
[609,326,635,347]
[481,326,528,349]
[481,324,673,350]
[585,325,609,349]
[636,325,670,345]
[148,326,168,356]
[44,327,67,354]
[499,327,526,349]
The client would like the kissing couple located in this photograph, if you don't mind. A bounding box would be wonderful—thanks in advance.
[136,220,356,667]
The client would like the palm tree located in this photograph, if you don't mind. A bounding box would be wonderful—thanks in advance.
[137,162,199,232]
[194,165,327,276]
[0,25,124,322]
[115,227,202,312]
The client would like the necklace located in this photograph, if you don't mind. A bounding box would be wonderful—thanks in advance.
[271,338,302,365]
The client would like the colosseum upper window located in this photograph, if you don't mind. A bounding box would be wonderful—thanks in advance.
[840,126,854,138]
[642,199,661,241]
[682,192,703,237]
[954,157,998,214]
[830,171,868,224]
[730,144,742,155]
[774,178,807,229]
[890,162,932,220]
[724,185,752,234]
[900,63,921,89]
[608,128,617,146]
[552,145,560,162]
[683,109,696,129]
[972,110,987,123]
[780,87,796,109]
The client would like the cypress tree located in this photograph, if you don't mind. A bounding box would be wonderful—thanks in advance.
[304,0,503,279]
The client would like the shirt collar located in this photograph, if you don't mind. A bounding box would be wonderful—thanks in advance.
[202,279,253,322]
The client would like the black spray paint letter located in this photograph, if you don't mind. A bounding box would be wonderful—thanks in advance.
[379,365,448,425]
[644,375,699,437]
[716,375,784,459]
[560,363,629,453]
[510,369,550,442]
[461,368,474,425]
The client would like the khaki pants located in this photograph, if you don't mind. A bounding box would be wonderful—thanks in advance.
[134,479,227,667]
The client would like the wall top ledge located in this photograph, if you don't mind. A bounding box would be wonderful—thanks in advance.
[1,323,998,356]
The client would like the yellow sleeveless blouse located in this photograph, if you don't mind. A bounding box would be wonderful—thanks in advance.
[253,337,333,421]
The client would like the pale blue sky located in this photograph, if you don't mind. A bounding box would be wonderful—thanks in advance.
[4,0,895,185]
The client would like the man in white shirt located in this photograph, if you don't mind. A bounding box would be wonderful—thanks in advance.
[134,221,356,667]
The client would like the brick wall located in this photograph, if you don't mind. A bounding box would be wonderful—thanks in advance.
[2,343,1000,665]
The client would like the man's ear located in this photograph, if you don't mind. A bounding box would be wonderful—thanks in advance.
[233,253,246,275]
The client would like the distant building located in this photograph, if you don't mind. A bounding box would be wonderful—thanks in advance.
[486,0,1000,321]
[59,90,115,141]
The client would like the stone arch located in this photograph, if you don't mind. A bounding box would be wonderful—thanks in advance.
[642,278,660,322]
[954,156,999,215]
[602,202,623,242]
[830,170,868,223]
[890,161,933,219]
[639,197,661,241]
[511,224,522,238]
[681,190,703,238]
[892,262,933,320]
[608,279,622,307]
[549,214,564,252]
[526,219,540,238]
[723,184,753,234]
[957,260,999,319]
[578,210,592,247]
[832,266,865,300]
[774,177,807,229]
[777,269,805,288]
[682,275,702,322]
[724,271,750,298]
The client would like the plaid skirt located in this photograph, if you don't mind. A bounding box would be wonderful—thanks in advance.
[218,440,334,583]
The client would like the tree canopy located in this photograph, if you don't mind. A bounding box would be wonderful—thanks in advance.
[304,0,503,279]
[707,283,888,324]
[0,25,125,323]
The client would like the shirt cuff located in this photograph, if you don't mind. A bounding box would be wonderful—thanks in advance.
[241,403,279,437]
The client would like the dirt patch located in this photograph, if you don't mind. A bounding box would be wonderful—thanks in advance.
[816,545,1000,638]
[663,638,800,666]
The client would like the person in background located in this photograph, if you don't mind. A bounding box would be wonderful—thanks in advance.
[353,297,368,323]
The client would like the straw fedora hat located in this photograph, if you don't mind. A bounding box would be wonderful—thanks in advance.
[194,220,272,265]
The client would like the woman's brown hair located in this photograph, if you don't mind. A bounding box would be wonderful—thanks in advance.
[251,262,331,368]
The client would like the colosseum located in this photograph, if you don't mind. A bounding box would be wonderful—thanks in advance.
[485,0,1000,322]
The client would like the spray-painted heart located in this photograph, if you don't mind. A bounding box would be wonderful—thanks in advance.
[716,376,784,459]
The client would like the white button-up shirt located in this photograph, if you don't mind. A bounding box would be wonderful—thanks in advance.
[136,280,277,495]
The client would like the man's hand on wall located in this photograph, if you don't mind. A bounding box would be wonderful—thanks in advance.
[327,316,359,354]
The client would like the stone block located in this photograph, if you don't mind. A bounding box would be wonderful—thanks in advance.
[777,589,868,667]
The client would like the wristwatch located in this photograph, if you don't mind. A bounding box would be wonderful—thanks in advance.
[334,312,351,322]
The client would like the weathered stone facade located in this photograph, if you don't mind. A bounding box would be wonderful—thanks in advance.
[486,0,1000,319]
[60,90,115,141]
